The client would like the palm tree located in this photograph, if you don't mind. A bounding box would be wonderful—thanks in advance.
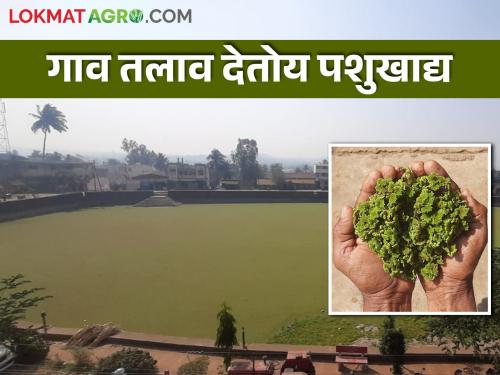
[154,153,168,172]
[30,104,68,159]
[207,149,230,188]
[207,149,227,169]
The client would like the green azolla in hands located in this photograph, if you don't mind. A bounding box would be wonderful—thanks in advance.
[353,168,470,281]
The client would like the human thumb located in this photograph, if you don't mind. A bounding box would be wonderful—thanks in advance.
[334,205,355,244]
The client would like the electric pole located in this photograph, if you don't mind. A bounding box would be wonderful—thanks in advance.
[0,99,11,154]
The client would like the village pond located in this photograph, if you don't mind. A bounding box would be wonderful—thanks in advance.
[0,203,326,342]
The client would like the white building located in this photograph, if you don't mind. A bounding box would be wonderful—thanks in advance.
[166,160,209,189]
[119,161,210,190]
[314,161,328,190]
[123,163,166,190]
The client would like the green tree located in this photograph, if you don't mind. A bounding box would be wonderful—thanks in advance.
[29,104,68,159]
[0,274,51,344]
[207,149,230,188]
[379,317,406,375]
[121,138,158,166]
[270,163,286,189]
[177,356,209,375]
[0,274,51,365]
[215,303,238,368]
[154,153,168,172]
[426,248,500,369]
[45,152,63,162]
[232,139,259,189]
[30,150,42,159]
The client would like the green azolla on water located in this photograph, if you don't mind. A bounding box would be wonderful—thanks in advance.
[353,168,470,281]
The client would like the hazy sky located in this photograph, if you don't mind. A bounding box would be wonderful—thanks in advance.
[4,99,500,166]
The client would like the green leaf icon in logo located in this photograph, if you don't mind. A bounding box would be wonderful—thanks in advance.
[129,9,144,23]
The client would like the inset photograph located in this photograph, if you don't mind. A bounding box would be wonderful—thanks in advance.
[329,144,491,314]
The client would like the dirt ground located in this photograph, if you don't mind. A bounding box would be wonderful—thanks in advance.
[330,146,490,313]
[41,343,493,375]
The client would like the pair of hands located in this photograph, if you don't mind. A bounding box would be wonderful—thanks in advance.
[333,160,488,312]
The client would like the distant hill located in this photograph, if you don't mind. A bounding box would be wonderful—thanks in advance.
[12,149,325,169]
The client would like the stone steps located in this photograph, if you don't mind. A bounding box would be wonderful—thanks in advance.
[134,193,181,207]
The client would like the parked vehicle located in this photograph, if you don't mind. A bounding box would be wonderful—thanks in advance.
[0,345,15,372]
[280,351,315,375]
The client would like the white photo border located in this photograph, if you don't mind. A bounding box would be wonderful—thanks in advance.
[328,143,492,316]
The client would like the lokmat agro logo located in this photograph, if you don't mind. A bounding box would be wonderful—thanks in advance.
[8,8,192,24]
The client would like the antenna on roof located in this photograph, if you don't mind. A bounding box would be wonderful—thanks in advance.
[0,99,11,154]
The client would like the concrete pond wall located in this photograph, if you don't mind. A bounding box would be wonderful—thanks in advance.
[168,189,328,203]
[0,191,153,222]
[0,190,327,222]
